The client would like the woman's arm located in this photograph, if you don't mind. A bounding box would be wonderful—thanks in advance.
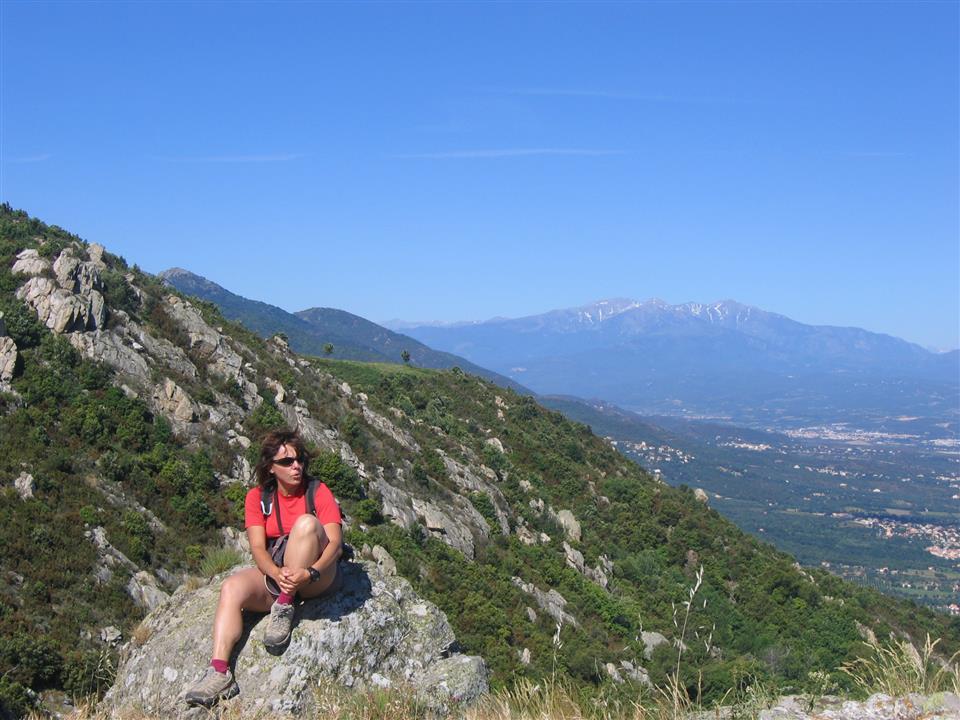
[280,522,343,592]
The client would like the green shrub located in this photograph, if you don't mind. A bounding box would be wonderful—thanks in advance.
[312,451,363,501]
[353,498,383,525]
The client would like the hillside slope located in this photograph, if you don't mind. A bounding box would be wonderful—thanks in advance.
[1,207,957,717]
[159,267,527,393]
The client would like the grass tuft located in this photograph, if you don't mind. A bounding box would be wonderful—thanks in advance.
[839,633,960,697]
[199,544,244,577]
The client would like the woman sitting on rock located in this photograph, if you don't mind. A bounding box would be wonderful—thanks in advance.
[186,429,343,707]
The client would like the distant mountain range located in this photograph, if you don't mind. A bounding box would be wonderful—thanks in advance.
[388,298,960,428]
[158,269,527,393]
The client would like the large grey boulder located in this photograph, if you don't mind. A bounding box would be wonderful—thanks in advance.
[105,559,487,718]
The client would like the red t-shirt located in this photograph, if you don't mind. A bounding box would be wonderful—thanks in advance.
[244,481,342,538]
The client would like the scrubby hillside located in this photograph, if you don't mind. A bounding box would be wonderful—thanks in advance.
[0,206,957,718]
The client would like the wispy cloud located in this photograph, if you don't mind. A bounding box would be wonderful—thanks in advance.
[153,153,304,163]
[6,153,52,163]
[396,148,622,159]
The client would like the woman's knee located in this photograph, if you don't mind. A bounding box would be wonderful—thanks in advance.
[218,569,260,606]
[290,513,324,539]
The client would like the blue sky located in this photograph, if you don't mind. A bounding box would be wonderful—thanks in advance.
[2,1,957,349]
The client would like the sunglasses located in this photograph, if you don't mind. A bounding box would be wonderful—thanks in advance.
[273,456,303,467]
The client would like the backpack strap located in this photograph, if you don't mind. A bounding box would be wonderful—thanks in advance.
[305,478,320,518]
[260,486,284,536]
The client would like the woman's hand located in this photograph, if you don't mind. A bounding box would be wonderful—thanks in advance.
[277,566,309,594]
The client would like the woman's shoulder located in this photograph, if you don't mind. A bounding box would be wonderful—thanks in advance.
[244,485,263,502]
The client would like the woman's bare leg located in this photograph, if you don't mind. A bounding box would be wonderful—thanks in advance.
[284,514,338,599]
[211,567,274,661]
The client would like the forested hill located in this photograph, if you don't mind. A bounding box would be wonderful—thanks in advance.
[0,206,957,717]
[158,267,527,394]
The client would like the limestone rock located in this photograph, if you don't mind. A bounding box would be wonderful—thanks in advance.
[69,329,151,381]
[88,243,106,267]
[694,488,709,504]
[11,248,51,276]
[550,508,581,542]
[485,437,504,453]
[100,626,122,646]
[16,277,106,333]
[436,449,510,534]
[604,662,622,683]
[562,542,611,589]
[127,571,171,612]
[104,560,487,717]
[0,336,17,385]
[85,527,169,610]
[14,472,35,500]
[412,497,480,559]
[153,378,198,424]
[511,577,578,628]
[53,248,102,294]
[360,401,420,452]
[371,545,397,576]
[641,630,669,660]
[756,692,960,719]
[618,660,651,686]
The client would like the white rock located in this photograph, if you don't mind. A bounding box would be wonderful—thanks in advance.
[11,248,51,276]
[14,472,35,500]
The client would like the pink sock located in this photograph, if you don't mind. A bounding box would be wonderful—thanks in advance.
[211,658,229,674]
[277,592,294,605]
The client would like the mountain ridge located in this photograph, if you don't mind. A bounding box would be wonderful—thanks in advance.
[159,267,529,394]
[393,297,959,427]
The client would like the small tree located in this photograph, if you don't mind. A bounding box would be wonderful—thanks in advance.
[323,342,334,356]
[401,350,411,364]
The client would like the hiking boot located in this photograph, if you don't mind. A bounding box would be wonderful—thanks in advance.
[184,667,238,707]
[263,600,295,651]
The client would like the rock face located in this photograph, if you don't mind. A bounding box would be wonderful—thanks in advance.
[750,692,960,720]
[105,559,487,718]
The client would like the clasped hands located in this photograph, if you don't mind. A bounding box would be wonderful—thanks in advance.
[272,566,312,595]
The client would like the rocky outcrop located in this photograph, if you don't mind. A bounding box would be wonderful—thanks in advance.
[105,560,487,717]
[85,527,169,611]
[359,398,420,452]
[15,246,107,334]
[14,472,35,500]
[551,508,581,542]
[436,449,510,535]
[562,542,612,589]
[511,577,578,628]
[0,313,16,387]
[641,630,669,660]
[17,276,106,333]
[152,378,199,425]
[743,692,960,720]
[411,496,482,559]
[11,248,51,276]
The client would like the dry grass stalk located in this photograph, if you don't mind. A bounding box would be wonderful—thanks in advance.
[839,633,960,697]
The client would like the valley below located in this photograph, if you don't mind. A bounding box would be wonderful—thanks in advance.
[545,398,960,613]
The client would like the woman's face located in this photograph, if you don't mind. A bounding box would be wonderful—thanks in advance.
[272,443,304,489]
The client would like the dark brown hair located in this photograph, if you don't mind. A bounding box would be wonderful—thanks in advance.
[254,429,312,491]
